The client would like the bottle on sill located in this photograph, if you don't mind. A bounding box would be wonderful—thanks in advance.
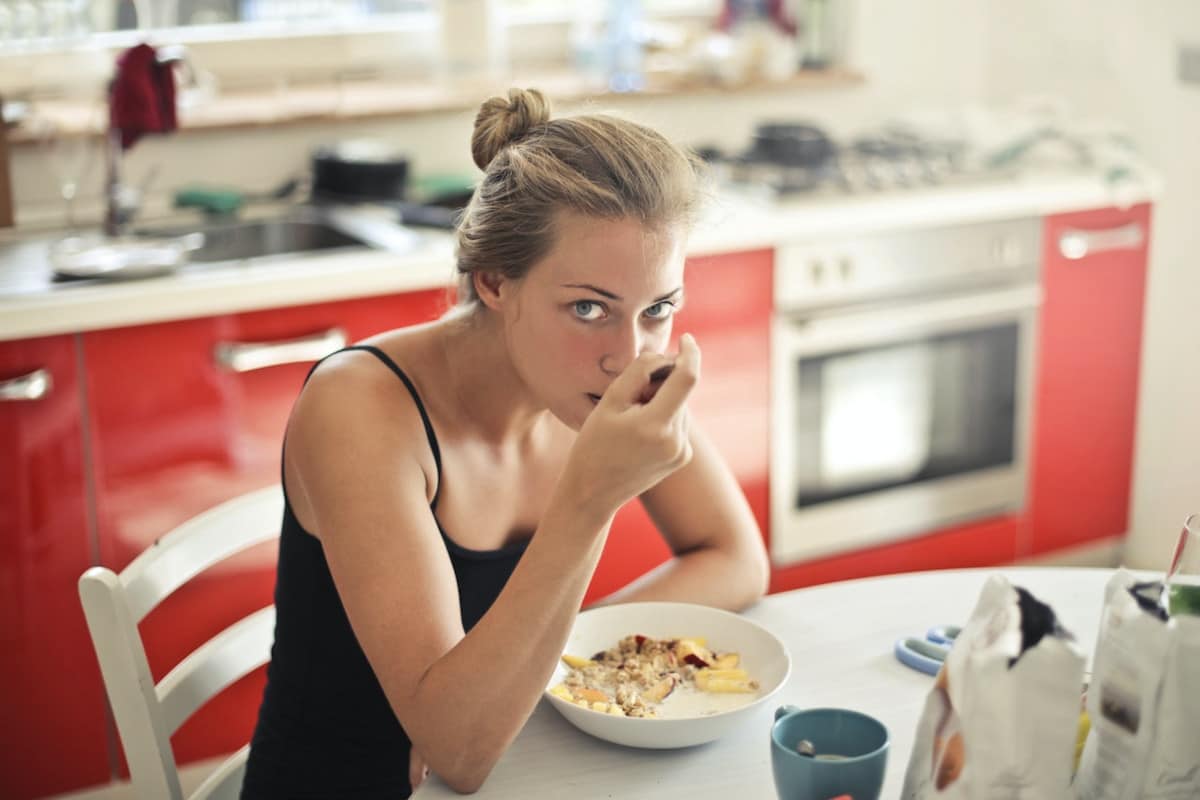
[570,0,608,90]
[436,0,508,86]
[798,0,834,70]
[603,0,644,93]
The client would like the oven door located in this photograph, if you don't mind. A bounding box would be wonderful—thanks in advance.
[769,283,1041,564]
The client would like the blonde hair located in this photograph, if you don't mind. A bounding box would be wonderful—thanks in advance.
[455,88,705,305]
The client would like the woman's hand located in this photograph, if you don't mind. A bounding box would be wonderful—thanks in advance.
[562,333,701,519]
[410,747,430,791]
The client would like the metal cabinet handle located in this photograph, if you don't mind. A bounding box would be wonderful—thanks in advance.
[213,328,348,373]
[1058,222,1145,260]
[0,368,52,401]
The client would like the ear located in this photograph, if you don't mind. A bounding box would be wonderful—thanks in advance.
[473,270,507,311]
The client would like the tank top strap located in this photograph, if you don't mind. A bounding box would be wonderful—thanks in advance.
[320,344,444,509]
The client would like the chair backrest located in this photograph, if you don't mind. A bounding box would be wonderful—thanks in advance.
[79,484,284,800]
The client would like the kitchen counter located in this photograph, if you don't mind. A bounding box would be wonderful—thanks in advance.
[0,170,1158,342]
[0,230,458,341]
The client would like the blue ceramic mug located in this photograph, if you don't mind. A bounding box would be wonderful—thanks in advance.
[770,706,889,800]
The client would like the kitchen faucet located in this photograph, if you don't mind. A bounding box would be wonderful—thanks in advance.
[102,127,138,236]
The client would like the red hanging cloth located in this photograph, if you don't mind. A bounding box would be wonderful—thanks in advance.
[109,43,178,150]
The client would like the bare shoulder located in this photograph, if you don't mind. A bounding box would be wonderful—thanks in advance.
[284,331,442,535]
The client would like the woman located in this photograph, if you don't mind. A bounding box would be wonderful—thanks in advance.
[242,88,770,798]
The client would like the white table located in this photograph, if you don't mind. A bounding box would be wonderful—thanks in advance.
[414,566,1119,799]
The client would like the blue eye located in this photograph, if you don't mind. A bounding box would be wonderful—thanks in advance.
[644,301,676,320]
[573,301,605,321]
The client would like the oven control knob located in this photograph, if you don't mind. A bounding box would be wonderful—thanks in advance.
[992,237,1023,267]
[809,260,825,285]
[838,257,854,281]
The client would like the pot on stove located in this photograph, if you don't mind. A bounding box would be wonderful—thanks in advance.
[749,123,834,168]
[311,139,411,203]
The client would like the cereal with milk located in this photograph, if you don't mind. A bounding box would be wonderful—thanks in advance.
[550,634,759,717]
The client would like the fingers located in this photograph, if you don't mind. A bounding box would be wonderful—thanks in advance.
[599,351,676,408]
[598,334,700,423]
[644,333,700,415]
[409,749,429,790]
[636,363,674,404]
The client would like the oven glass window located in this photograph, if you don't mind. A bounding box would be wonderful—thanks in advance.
[791,323,1019,508]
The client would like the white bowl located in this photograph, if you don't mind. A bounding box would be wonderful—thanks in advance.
[543,601,791,749]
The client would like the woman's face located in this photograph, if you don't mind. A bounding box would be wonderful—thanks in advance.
[494,212,687,430]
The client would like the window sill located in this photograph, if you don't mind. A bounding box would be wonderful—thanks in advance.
[9,66,864,145]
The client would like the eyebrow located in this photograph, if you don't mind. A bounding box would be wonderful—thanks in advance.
[562,283,684,304]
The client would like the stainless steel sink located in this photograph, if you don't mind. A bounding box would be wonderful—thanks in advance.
[0,205,431,296]
[189,218,364,263]
[139,208,371,263]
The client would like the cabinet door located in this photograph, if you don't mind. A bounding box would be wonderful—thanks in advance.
[1029,204,1151,555]
[83,289,446,773]
[585,249,774,603]
[0,335,111,799]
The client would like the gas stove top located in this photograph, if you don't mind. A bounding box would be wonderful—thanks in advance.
[708,126,1008,198]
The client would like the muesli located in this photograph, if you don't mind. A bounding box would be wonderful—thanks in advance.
[550,634,758,717]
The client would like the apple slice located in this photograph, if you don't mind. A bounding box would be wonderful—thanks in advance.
[675,638,713,667]
[575,687,611,704]
[642,675,677,703]
[713,653,740,669]
[701,677,759,694]
[561,654,595,669]
[693,668,749,690]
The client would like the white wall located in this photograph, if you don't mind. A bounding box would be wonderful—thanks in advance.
[8,0,991,226]
[983,0,1200,568]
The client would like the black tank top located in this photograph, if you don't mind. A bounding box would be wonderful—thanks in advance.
[242,345,530,799]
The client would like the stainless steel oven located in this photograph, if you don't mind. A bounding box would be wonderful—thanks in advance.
[769,217,1043,564]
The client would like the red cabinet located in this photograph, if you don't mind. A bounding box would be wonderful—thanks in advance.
[586,249,774,603]
[0,335,112,799]
[81,289,447,776]
[1027,204,1152,555]
[768,514,1022,593]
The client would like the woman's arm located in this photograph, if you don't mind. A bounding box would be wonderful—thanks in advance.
[286,344,698,793]
[592,424,771,612]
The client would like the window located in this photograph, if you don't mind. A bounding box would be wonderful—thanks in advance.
[0,1,720,96]
[0,1,719,47]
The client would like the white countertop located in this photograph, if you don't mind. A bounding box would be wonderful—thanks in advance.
[413,566,1118,800]
[0,170,1157,343]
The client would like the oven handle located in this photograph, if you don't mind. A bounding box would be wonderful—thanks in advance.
[1058,222,1145,260]
[776,285,1042,355]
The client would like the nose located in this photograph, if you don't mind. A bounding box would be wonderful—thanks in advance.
[599,322,643,377]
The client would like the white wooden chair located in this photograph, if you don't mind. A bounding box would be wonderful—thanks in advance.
[79,485,284,800]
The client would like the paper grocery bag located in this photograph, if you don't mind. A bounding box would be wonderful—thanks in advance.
[902,575,1086,799]
[1072,568,1200,800]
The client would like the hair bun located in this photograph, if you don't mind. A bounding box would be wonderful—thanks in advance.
[471,88,552,170]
